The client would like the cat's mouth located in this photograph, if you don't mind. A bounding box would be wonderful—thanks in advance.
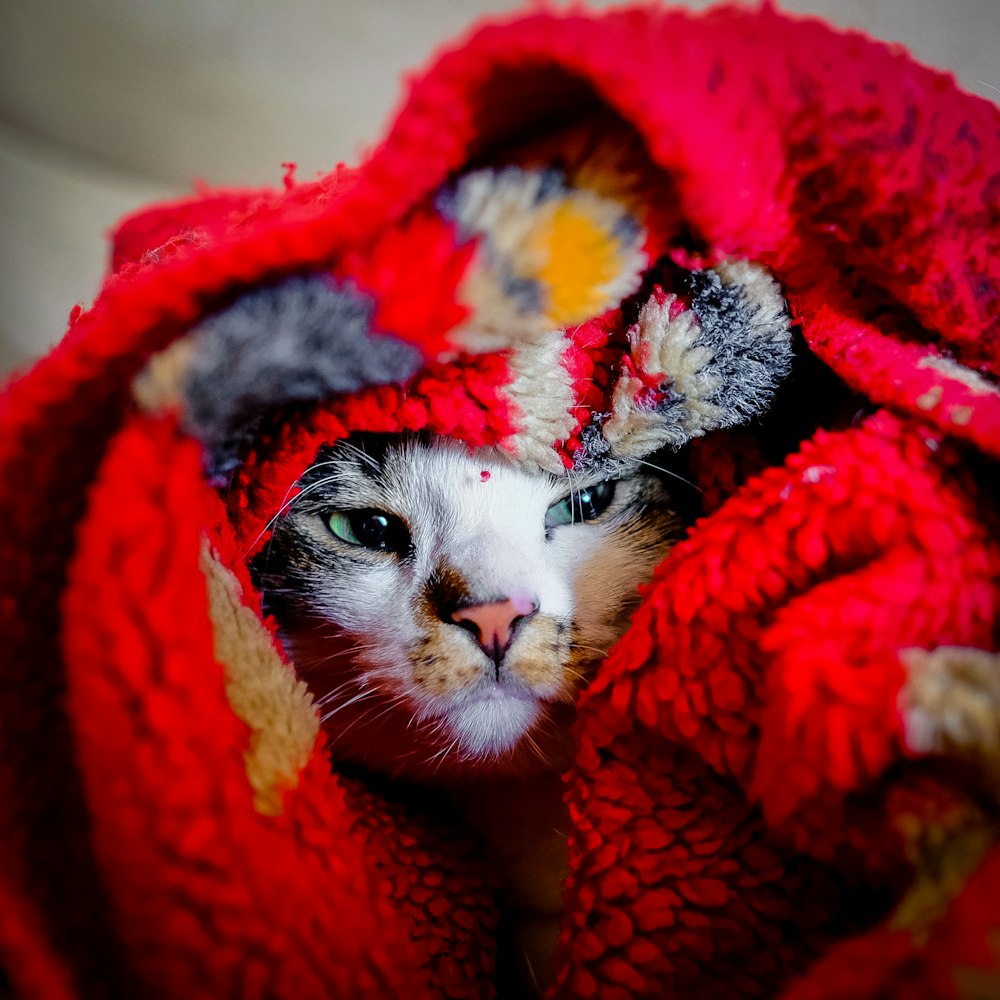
[471,682,538,703]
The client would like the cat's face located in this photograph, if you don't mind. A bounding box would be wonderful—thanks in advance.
[253,435,677,778]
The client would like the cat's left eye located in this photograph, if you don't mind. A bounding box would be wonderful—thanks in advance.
[545,480,616,530]
[326,509,410,554]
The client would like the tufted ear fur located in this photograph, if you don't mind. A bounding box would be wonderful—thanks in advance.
[577,259,793,470]
[135,276,423,483]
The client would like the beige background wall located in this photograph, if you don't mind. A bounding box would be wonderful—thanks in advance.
[1,0,997,374]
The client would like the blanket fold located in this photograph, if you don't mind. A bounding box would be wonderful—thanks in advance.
[1,4,998,998]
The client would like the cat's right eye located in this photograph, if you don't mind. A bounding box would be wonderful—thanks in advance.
[545,480,616,530]
[326,509,410,555]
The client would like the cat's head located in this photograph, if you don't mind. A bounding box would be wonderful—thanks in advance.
[251,434,678,778]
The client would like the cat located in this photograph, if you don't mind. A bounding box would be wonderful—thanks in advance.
[251,431,680,992]
[252,432,679,777]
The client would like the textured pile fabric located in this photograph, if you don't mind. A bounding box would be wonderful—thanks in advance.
[1,5,999,998]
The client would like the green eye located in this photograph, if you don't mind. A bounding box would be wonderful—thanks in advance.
[326,509,410,554]
[545,480,616,530]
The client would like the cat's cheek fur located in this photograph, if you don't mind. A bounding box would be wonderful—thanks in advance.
[502,617,572,698]
[409,627,485,697]
[547,518,659,661]
[306,564,427,703]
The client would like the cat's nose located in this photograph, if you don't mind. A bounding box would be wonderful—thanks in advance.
[451,596,538,664]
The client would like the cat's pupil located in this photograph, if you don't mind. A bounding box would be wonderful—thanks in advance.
[575,481,615,521]
[356,512,392,548]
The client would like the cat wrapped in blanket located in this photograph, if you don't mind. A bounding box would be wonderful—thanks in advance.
[166,144,796,991]
[249,432,681,990]
[4,11,999,999]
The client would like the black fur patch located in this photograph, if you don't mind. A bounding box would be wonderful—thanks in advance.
[681,267,793,426]
[182,275,422,482]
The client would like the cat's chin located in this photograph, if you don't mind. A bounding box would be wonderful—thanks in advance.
[444,685,543,761]
[424,691,577,780]
[315,673,573,780]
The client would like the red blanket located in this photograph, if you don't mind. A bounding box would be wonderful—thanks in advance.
[2,5,998,998]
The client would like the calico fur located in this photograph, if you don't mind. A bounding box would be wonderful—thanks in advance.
[251,433,678,779]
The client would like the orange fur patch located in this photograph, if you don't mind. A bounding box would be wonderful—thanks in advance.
[509,616,572,693]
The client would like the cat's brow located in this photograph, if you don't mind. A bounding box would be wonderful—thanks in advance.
[291,470,390,513]
[299,458,363,480]
[338,440,383,474]
[297,444,391,501]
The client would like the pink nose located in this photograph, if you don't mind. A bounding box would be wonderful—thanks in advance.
[451,596,538,663]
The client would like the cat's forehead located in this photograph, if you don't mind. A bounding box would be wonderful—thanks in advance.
[300,434,630,499]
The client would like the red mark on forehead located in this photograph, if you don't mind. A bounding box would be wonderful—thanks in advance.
[480,470,491,482]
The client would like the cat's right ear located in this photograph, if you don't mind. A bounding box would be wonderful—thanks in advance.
[132,274,423,484]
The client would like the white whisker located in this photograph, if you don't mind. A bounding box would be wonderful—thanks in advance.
[319,687,379,724]
[634,457,703,493]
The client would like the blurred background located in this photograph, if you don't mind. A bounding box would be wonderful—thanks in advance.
[1,0,997,375]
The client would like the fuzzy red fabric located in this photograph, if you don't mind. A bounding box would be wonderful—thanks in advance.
[1,5,998,999]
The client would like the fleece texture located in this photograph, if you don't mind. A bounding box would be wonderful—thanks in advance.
[0,4,998,999]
